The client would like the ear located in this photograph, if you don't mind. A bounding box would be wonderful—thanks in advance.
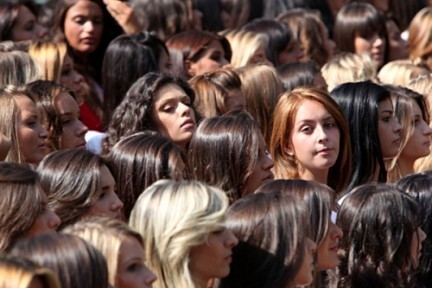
[184,60,196,77]
[283,142,295,156]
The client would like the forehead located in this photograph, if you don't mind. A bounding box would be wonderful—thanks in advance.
[154,83,188,102]
[66,0,103,16]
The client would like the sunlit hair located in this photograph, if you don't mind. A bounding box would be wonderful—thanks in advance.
[219,189,305,288]
[188,111,261,203]
[408,7,432,71]
[37,149,115,230]
[189,68,242,118]
[0,162,44,252]
[108,131,188,220]
[330,81,390,192]
[334,183,420,288]
[278,61,325,92]
[277,8,331,67]
[0,87,38,164]
[408,75,432,172]
[235,63,282,143]
[104,72,197,152]
[333,2,389,66]
[396,171,432,287]
[63,217,145,287]
[28,41,68,82]
[0,254,60,288]
[383,85,429,182]
[166,30,232,79]
[321,52,377,91]
[25,80,71,151]
[0,50,39,88]
[221,29,267,68]
[270,87,351,194]
[129,180,229,288]
[378,60,429,86]
[10,233,109,288]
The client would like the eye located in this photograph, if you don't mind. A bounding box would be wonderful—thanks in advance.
[324,121,336,128]
[127,263,143,272]
[381,117,391,123]
[73,17,86,25]
[300,125,312,133]
[212,228,225,235]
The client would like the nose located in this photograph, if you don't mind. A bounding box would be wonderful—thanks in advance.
[330,221,343,239]
[306,237,317,252]
[179,102,192,117]
[36,24,48,40]
[295,44,305,60]
[48,209,61,230]
[83,20,95,33]
[111,192,124,212]
[393,118,402,134]
[264,150,274,170]
[77,120,89,136]
[73,70,84,85]
[39,126,49,139]
[423,123,432,136]
[317,125,329,143]
[143,266,158,286]
[220,57,230,67]
[374,36,384,48]
[419,228,427,242]
[225,229,239,248]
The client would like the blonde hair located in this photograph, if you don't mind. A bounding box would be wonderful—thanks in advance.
[129,180,229,288]
[321,52,376,91]
[408,7,432,70]
[0,51,39,88]
[235,63,282,143]
[28,42,67,82]
[63,217,144,287]
[221,29,266,68]
[378,60,429,86]
[0,254,60,288]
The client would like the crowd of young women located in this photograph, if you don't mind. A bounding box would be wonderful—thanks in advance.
[1,0,432,287]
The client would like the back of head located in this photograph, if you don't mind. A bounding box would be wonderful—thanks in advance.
[0,50,39,88]
[37,149,109,230]
[0,162,42,252]
[28,42,68,82]
[0,254,60,288]
[10,233,109,288]
[336,183,419,288]
[109,131,187,220]
[278,61,321,92]
[188,111,260,203]
[222,29,265,68]
[378,60,429,86]
[220,190,304,288]
[129,179,229,288]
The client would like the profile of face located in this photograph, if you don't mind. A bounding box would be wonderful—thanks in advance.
[354,32,386,67]
[26,189,61,237]
[60,54,85,104]
[28,277,44,288]
[189,228,238,285]
[243,133,274,195]
[294,237,317,286]
[286,100,340,179]
[277,40,304,66]
[224,89,246,112]
[377,98,402,159]
[400,100,432,161]
[55,92,88,150]
[15,95,49,165]
[188,40,231,77]
[10,5,48,42]
[249,43,272,66]
[116,236,157,288]
[320,23,335,60]
[316,219,343,270]
[151,83,196,149]
[158,50,172,74]
[63,0,104,54]
[84,165,123,219]
[411,227,426,269]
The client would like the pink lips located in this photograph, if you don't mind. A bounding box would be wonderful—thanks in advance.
[181,119,195,129]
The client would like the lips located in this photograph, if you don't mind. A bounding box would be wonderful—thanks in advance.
[76,142,87,149]
[263,173,274,182]
[180,118,195,129]
[393,138,401,145]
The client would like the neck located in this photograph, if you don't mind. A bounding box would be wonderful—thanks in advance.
[396,156,415,178]
[298,167,329,185]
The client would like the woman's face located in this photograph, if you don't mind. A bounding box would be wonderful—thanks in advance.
[10,5,47,42]
[116,237,157,288]
[243,132,274,195]
[60,54,85,104]
[400,100,432,161]
[189,228,238,285]
[63,0,104,54]
[151,83,196,149]
[411,227,426,268]
[15,95,48,164]
[386,20,408,61]
[354,33,386,67]
[55,92,88,150]
[85,164,123,219]
[188,40,230,77]
[316,219,343,270]
[158,50,172,74]
[294,237,317,286]
[249,43,272,66]
[378,98,402,159]
[26,188,61,237]
[277,40,304,66]
[286,100,340,179]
